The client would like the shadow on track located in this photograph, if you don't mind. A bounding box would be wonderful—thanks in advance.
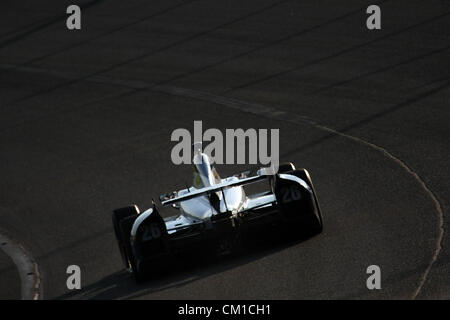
[56,229,321,300]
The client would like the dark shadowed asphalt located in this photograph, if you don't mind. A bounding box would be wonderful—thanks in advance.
[0,0,448,299]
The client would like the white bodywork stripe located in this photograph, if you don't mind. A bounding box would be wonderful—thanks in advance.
[130,208,153,238]
[278,174,312,192]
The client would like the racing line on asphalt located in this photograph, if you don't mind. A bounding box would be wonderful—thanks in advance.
[0,231,41,300]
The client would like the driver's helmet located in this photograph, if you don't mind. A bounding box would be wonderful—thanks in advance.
[192,142,220,189]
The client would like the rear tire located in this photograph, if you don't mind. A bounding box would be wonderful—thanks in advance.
[118,215,145,282]
[277,162,296,174]
[112,205,140,269]
[295,169,323,233]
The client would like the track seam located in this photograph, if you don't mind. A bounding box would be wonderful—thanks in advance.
[4,0,393,107]
[0,0,200,75]
[151,85,444,299]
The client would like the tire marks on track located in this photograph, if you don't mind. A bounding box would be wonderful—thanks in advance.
[225,11,450,93]
[0,0,199,75]
[2,0,293,106]
[0,0,105,50]
[0,0,391,109]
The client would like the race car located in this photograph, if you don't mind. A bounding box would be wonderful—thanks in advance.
[112,144,323,281]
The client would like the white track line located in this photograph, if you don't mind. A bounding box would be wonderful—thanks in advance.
[0,232,41,300]
[152,85,444,300]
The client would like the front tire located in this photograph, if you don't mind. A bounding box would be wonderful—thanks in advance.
[112,205,140,269]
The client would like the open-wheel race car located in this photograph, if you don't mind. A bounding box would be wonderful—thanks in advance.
[112,144,323,282]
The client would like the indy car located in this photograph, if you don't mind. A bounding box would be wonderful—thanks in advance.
[112,144,323,281]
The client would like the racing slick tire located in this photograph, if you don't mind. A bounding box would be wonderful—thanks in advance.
[276,168,323,236]
[296,169,323,234]
[277,162,296,174]
[112,205,140,269]
[118,216,146,282]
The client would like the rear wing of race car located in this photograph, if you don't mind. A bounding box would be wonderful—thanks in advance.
[159,174,268,207]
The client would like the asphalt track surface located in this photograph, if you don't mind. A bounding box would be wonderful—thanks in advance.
[0,0,449,299]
